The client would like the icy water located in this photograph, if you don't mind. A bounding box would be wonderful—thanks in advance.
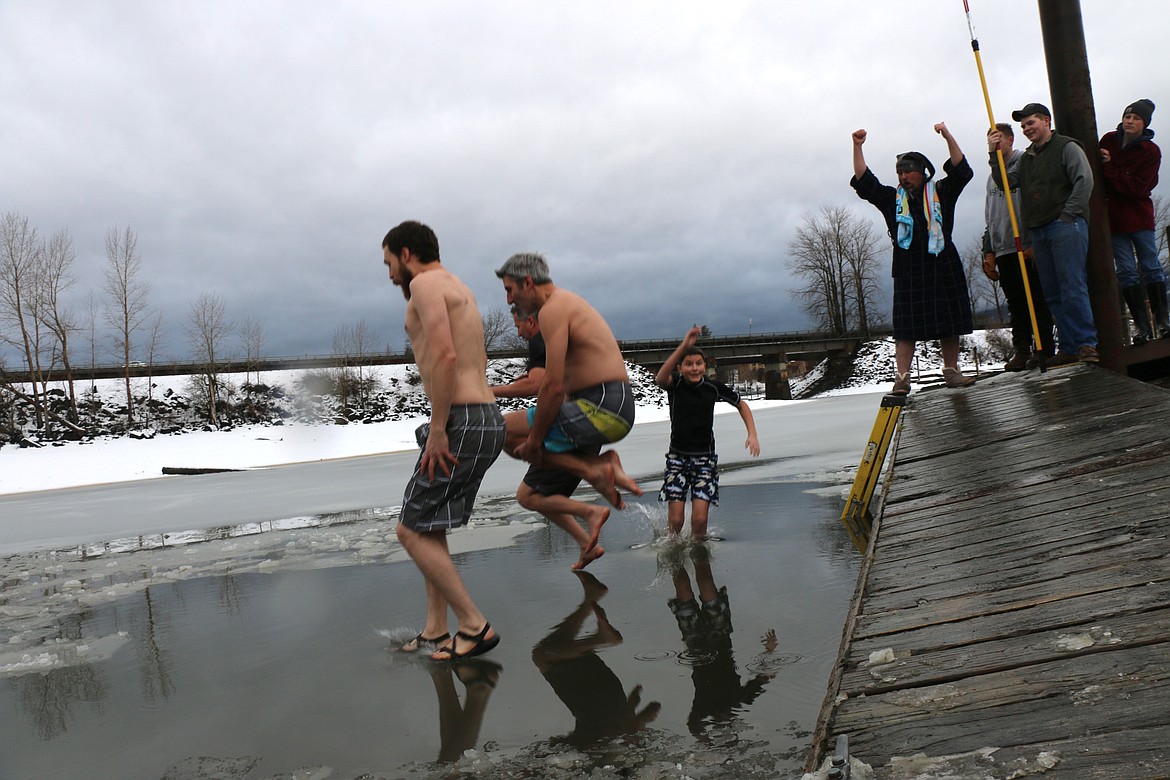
[1,478,859,780]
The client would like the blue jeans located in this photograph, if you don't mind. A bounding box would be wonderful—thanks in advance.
[1112,229,1164,287]
[1030,217,1097,352]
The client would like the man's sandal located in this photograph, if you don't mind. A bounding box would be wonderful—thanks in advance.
[399,631,449,653]
[432,623,500,661]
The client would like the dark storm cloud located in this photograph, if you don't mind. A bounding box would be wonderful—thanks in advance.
[1,1,1165,363]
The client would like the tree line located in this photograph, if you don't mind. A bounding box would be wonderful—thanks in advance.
[786,196,1170,337]
[1,211,525,435]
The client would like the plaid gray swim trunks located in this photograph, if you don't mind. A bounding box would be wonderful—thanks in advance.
[401,403,506,533]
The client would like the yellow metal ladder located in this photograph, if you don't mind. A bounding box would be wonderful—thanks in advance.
[839,394,906,553]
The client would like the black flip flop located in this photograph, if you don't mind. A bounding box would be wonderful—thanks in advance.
[433,623,500,661]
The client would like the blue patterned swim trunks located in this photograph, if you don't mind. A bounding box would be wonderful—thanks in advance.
[658,451,719,505]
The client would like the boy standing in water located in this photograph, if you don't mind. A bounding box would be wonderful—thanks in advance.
[656,327,760,539]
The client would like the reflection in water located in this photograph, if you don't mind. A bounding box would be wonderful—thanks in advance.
[136,587,175,702]
[532,572,661,748]
[19,661,108,741]
[1,482,858,777]
[69,508,394,559]
[15,611,109,741]
[664,543,776,742]
[217,573,248,617]
[429,659,502,763]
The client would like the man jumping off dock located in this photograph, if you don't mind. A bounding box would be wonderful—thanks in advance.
[496,252,643,563]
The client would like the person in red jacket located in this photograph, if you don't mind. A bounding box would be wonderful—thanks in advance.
[1100,98,1166,342]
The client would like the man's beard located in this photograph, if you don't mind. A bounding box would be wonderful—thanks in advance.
[396,268,414,301]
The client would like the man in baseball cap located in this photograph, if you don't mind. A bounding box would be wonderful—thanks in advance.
[988,102,1098,365]
[1011,102,1051,122]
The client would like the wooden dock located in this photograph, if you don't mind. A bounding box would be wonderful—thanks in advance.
[808,364,1170,779]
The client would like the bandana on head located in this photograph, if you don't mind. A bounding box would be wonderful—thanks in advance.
[894,151,935,180]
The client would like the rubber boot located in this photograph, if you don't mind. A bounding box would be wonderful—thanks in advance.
[1148,281,1170,339]
[1122,284,1153,344]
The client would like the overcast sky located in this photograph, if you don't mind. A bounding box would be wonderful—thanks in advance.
[2,0,1167,363]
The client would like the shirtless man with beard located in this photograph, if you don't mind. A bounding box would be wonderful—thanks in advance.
[382,220,504,661]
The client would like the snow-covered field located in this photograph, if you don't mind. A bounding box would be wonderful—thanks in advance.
[0,333,1006,496]
[0,360,673,495]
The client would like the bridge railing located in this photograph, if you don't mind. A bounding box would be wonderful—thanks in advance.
[10,330,881,382]
[616,329,849,351]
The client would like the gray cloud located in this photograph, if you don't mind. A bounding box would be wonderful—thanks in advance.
[2,0,1166,364]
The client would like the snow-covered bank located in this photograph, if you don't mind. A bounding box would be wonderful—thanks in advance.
[0,398,815,496]
[0,360,670,495]
[0,332,1007,495]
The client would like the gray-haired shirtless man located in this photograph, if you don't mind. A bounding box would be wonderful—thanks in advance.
[382,220,503,661]
[496,253,643,558]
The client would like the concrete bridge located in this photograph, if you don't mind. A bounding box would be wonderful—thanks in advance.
[617,331,865,399]
[25,331,864,401]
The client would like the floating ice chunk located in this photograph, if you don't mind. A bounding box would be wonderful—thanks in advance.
[0,631,129,678]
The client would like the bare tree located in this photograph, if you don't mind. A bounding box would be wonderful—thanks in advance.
[85,291,99,372]
[37,229,80,422]
[843,217,883,335]
[962,234,1000,327]
[103,226,151,427]
[187,292,231,427]
[332,319,379,412]
[83,290,100,405]
[0,212,45,425]
[482,307,525,352]
[788,206,884,335]
[240,316,264,387]
[142,310,166,426]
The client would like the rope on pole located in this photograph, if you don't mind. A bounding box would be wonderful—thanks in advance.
[961,0,1047,368]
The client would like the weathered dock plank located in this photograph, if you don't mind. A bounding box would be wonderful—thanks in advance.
[808,365,1170,779]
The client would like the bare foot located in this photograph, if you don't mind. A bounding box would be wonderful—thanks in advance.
[604,450,643,497]
[589,463,625,509]
[583,505,610,551]
[572,544,606,570]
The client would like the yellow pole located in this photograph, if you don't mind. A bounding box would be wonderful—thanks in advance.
[964,6,1046,362]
